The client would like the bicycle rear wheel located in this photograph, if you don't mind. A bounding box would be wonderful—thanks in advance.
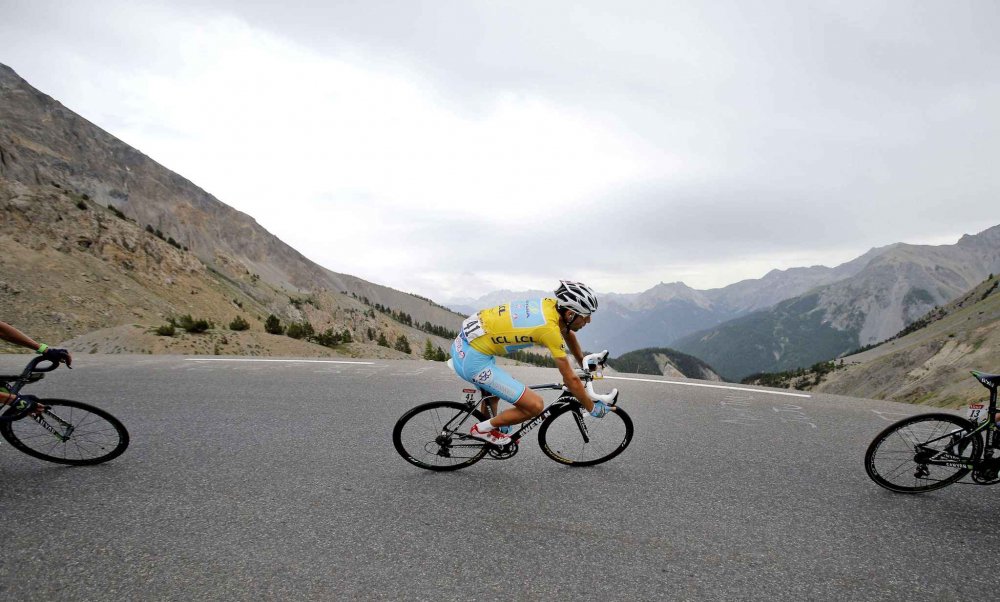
[0,398,129,465]
[393,401,489,471]
[865,413,981,493]
[538,401,633,466]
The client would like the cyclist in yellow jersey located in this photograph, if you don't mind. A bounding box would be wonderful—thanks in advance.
[450,280,611,446]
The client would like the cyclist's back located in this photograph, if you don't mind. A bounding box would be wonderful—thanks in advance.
[464,297,568,359]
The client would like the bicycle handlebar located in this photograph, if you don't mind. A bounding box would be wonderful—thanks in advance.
[526,368,620,408]
[20,356,61,378]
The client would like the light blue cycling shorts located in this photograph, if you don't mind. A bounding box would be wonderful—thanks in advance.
[450,334,527,404]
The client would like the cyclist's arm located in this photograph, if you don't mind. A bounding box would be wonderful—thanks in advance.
[0,321,41,351]
[563,329,586,368]
[555,356,594,413]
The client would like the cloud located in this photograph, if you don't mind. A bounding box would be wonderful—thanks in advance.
[2,0,998,299]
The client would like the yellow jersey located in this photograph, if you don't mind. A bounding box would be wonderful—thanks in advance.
[463,297,568,358]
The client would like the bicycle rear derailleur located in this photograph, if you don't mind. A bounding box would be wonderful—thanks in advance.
[488,441,518,460]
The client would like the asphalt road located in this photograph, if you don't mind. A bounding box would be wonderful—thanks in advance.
[1,354,998,601]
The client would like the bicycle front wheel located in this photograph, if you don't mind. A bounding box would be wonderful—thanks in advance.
[865,413,981,493]
[0,398,130,465]
[538,401,633,466]
[393,401,489,471]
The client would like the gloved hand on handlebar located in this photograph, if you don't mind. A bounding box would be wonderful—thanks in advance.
[589,400,609,418]
[1,394,38,421]
[582,350,609,374]
[38,344,72,368]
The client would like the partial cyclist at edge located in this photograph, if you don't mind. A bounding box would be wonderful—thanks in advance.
[450,280,613,446]
[0,320,72,416]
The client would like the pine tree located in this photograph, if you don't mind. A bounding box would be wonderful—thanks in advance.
[377,332,389,347]
[395,335,411,354]
[423,339,435,360]
[265,314,284,335]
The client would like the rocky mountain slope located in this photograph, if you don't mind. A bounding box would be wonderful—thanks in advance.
[745,275,1000,407]
[672,226,1000,380]
[0,63,462,356]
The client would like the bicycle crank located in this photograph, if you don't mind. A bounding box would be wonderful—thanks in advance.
[488,441,519,460]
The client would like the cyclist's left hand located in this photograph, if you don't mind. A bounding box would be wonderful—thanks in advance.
[590,400,609,418]
[42,347,72,368]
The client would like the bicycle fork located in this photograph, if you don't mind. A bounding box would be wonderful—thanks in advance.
[32,410,73,442]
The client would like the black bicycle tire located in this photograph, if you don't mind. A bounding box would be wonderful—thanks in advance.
[392,401,489,471]
[537,401,633,467]
[864,412,981,494]
[0,398,129,465]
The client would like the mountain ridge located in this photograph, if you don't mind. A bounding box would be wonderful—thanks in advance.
[673,226,1000,379]
[743,274,1000,407]
[0,62,462,354]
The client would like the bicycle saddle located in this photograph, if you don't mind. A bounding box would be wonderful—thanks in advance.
[972,371,1000,389]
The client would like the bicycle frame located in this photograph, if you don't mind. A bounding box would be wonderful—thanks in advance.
[442,382,593,450]
[493,384,582,445]
[917,385,999,471]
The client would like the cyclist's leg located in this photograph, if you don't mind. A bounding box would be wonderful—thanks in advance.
[449,340,541,428]
[490,387,544,428]
[478,393,499,418]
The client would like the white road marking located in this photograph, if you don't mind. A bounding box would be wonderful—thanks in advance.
[604,375,812,398]
[185,358,377,365]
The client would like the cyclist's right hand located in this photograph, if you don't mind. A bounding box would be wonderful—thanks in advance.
[41,347,72,368]
[1,394,38,422]
[589,400,609,418]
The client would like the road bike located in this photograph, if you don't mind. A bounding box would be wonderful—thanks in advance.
[865,370,1000,493]
[0,356,129,465]
[393,360,633,471]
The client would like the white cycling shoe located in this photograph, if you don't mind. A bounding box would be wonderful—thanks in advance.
[468,423,512,446]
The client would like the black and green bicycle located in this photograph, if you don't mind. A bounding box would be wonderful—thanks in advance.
[865,370,1000,493]
[0,356,129,465]
[393,362,633,471]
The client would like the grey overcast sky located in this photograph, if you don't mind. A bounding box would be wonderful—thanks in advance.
[2,0,998,300]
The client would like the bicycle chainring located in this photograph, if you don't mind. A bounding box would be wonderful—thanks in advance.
[488,441,519,460]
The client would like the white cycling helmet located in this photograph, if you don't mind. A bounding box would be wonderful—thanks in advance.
[554,280,599,316]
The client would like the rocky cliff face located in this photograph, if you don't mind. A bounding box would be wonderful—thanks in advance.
[816,275,1000,407]
[0,63,463,351]
[673,225,1000,380]
[817,234,1000,345]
